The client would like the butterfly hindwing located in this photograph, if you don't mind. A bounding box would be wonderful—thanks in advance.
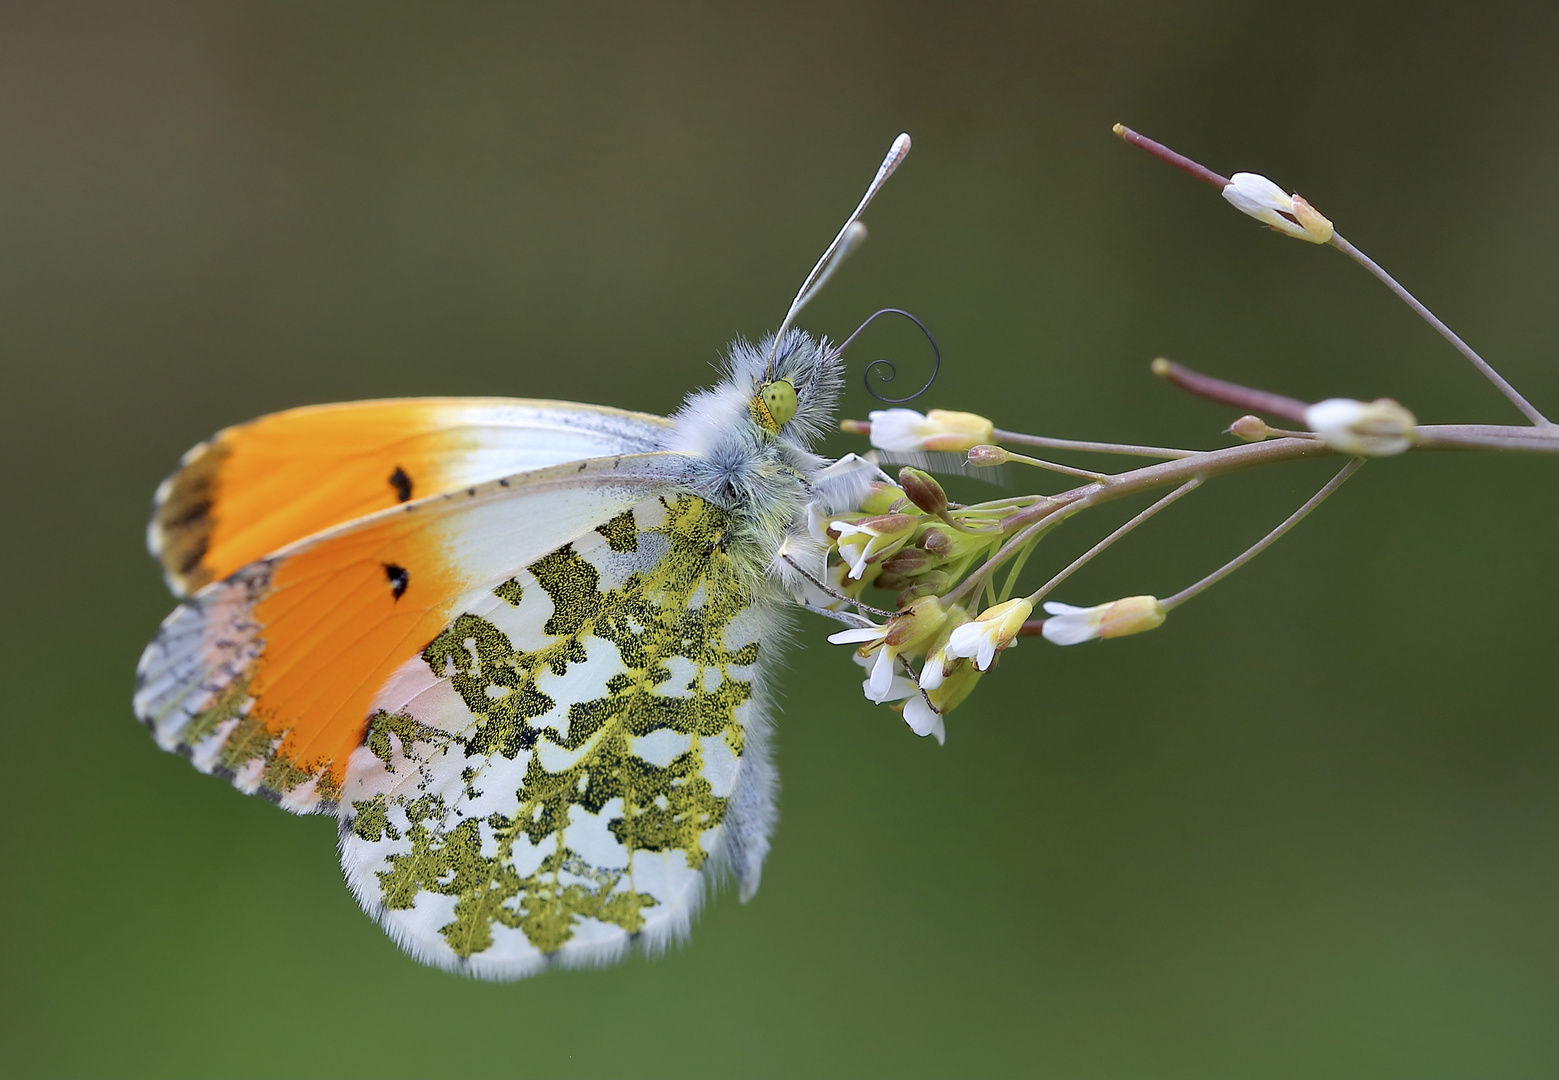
[150,397,672,597]
[134,452,692,814]
[337,491,779,978]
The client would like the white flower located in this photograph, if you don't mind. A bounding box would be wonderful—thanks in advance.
[831,513,917,580]
[1041,595,1165,645]
[864,671,947,744]
[868,408,995,453]
[918,645,951,690]
[901,693,946,745]
[1222,172,1333,244]
[944,598,1033,671]
[829,624,902,701]
[1303,397,1417,456]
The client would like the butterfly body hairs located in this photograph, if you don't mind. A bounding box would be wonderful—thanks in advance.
[135,135,911,979]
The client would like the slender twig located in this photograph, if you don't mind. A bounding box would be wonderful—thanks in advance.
[1152,358,1310,422]
[1003,451,1111,482]
[1159,459,1363,611]
[1116,121,1550,428]
[1413,424,1559,452]
[1329,235,1550,427]
[993,429,1197,459]
[1112,124,1229,189]
[1027,479,1202,605]
[846,422,1557,620]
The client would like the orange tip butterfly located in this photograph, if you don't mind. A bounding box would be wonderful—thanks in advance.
[136,134,913,979]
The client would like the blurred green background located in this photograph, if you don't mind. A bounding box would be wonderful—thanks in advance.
[4,3,1559,1077]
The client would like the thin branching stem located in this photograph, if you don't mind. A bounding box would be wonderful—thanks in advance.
[1329,234,1550,427]
[1114,122,1550,427]
[994,428,1197,459]
[1159,458,1363,610]
[920,422,1557,615]
[1003,451,1111,482]
[1026,479,1202,605]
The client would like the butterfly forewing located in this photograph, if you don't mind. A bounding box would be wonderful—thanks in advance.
[337,492,778,978]
[150,398,672,597]
[134,452,692,814]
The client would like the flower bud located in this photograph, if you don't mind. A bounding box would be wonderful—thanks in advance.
[879,547,932,577]
[884,596,948,651]
[1303,397,1417,456]
[967,444,1008,465]
[839,419,872,436]
[944,597,1033,671]
[921,410,997,452]
[895,573,952,607]
[1222,172,1333,244]
[1041,595,1165,645]
[897,467,948,516]
[857,482,908,516]
[1290,195,1334,244]
[1229,415,1270,442]
[868,408,996,453]
[919,528,954,558]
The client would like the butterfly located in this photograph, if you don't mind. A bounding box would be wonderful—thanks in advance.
[134,134,913,979]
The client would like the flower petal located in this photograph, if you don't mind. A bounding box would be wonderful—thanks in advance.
[919,652,947,690]
[976,635,997,670]
[828,626,883,645]
[866,647,898,701]
[945,622,983,660]
[1041,613,1100,646]
[902,693,941,737]
[867,409,930,452]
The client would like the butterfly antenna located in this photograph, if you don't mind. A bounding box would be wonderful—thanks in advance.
[834,307,941,403]
[768,132,912,376]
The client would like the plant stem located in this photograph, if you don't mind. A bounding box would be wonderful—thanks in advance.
[1159,459,1363,611]
[1026,479,1202,605]
[1329,235,1550,427]
[1413,424,1559,451]
[993,429,1197,459]
[1152,358,1310,422]
[1112,124,1229,189]
[1003,451,1111,482]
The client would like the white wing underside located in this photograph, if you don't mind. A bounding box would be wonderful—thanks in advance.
[394,397,673,476]
[324,485,783,978]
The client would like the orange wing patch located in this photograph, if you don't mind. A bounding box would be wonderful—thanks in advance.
[135,453,686,814]
[149,398,670,597]
[135,502,460,810]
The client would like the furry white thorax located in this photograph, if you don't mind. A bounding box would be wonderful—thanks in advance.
[659,329,862,592]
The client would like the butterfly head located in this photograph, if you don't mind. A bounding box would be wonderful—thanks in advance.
[744,327,844,448]
[750,378,797,433]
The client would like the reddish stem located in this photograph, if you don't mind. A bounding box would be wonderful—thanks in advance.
[1152,359,1309,423]
[1112,124,1230,189]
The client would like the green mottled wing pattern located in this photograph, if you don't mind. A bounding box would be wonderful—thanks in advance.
[336,493,778,979]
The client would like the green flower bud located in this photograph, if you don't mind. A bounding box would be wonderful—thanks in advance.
[897,467,948,516]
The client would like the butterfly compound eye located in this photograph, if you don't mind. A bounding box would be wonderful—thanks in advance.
[755,379,798,431]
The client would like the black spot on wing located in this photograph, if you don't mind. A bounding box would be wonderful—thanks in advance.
[389,466,413,503]
[384,562,410,600]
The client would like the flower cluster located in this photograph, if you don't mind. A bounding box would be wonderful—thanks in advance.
[810,126,1558,751]
[813,415,1176,744]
